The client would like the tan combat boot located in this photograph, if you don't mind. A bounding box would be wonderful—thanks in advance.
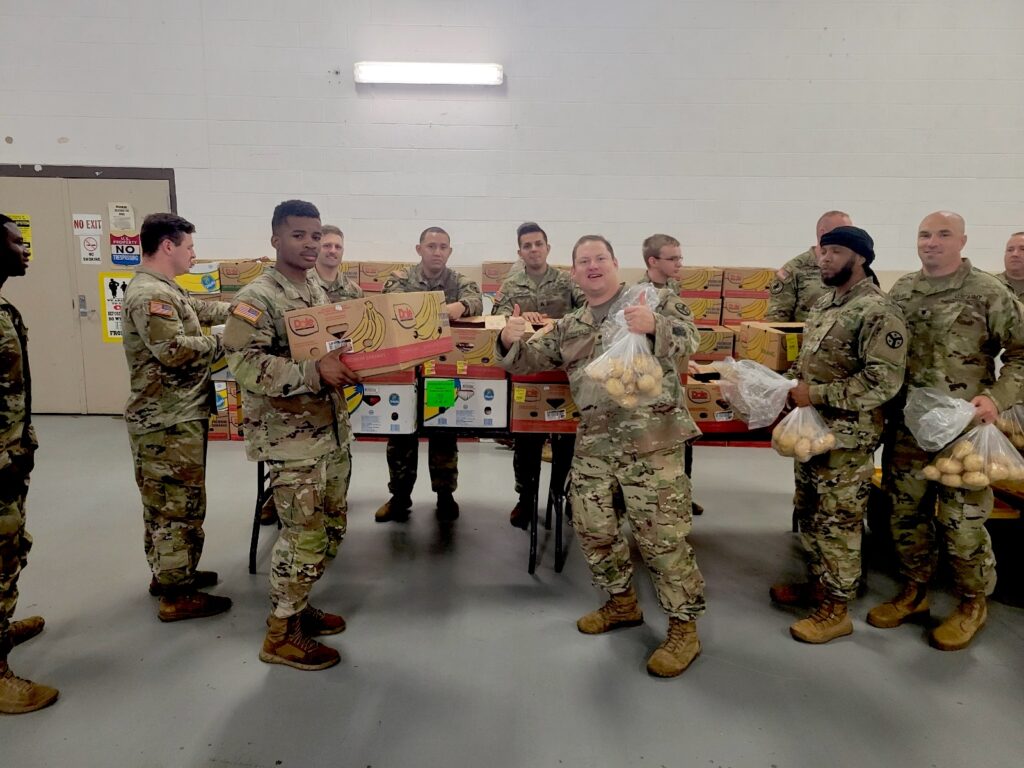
[930,596,987,651]
[268,605,347,636]
[646,618,701,677]
[790,598,853,643]
[577,585,644,634]
[158,591,232,622]
[769,581,826,608]
[0,661,59,714]
[866,582,929,628]
[149,570,218,597]
[375,495,412,523]
[260,614,340,671]
[8,616,44,647]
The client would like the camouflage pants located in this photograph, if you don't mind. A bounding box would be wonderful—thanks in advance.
[793,449,872,599]
[386,434,457,496]
[569,447,706,621]
[0,469,32,657]
[130,420,208,588]
[513,433,575,501]
[324,445,352,559]
[883,430,996,597]
[792,478,818,535]
[267,445,349,618]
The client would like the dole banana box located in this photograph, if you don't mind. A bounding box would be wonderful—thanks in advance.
[341,261,360,285]
[421,316,506,379]
[421,377,509,429]
[284,290,453,377]
[736,321,804,372]
[209,382,230,440]
[684,379,744,430]
[359,261,417,292]
[481,261,520,293]
[510,373,579,434]
[720,267,776,297]
[218,259,266,300]
[341,370,418,435]
[692,325,736,362]
[721,295,771,325]
[680,295,723,324]
[678,266,724,296]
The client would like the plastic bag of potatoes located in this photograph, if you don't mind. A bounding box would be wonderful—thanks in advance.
[716,358,798,429]
[921,423,1024,490]
[771,406,837,462]
[995,405,1024,450]
[584,285,664,409]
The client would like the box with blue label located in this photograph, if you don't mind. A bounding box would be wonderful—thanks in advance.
[341,371,418,435]
[421,377,509,429]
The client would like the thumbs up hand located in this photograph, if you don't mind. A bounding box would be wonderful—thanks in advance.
[624,292,656,334]
[501,303,528,347]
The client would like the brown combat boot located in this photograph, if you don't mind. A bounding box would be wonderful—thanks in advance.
[375,495,412,523]
[157,591,232,622]
[577,585,644,634]
[260,615,340,671]
[509,503,531,530]
[267,605,347,636]
[930,596,987,651]
[436,492,460,522]
[0,661,59,714]
[646,618,701,677]
[259,496,279,526]
[8,616,44,647]
[866,582,929,628]
[149,570,219,597]
[790,598,853,643]
[770,581,826,608]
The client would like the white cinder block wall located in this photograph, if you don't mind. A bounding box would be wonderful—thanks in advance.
[1,0,1022,271]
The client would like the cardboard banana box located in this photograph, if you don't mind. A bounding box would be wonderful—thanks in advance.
[736,321,804,372]
[359,261,417,292]
[175,262,221,299]
[692,325,736,362]
[684,380,744,430]
[341,370,418,435]
[341,261,360,285]
[678,266,724,295]
[680,295,723,325]
[721,295,771,325]
[510,373,579,434]
[720,267,776,297]
[481,260,521,293]
[284,290,453,377]
[421,316,506,379]
[218,259,266,300]
[421,377,509,429]
[209,382,230,441]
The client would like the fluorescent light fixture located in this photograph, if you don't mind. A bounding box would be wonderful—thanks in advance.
[354,61,503,85]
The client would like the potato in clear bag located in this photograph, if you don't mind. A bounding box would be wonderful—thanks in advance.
[771,406,837,463]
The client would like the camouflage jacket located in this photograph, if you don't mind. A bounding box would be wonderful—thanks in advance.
[994,272,1024,300]
[888,259,1024,412]
[637,272,681,294]
[223,267,349,462]
[497,287,701,457]
[0,294,37,473]
[314,268,363,303]
[765,248,828,322]
[121,268,229,435]
[792,278,908,451]
[383,263,483,315]
[491,265,585,318]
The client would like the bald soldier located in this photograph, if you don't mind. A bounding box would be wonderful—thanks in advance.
[870,211,1024,651]
[995,231,1024,300]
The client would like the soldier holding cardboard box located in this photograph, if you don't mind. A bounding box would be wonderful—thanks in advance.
[376,227,483,523]
[224,200,360,672]
[498,235,707,679]
[773,226,907,644]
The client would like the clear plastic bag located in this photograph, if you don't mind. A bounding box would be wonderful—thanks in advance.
[995,405,1024,451]
[922,423,1024,489]
[584,285,663,409]
[903,387,976,452]
[716,358,798,429]
[771,406,837,462]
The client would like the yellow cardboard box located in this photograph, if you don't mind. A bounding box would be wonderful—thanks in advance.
[693,325,736,362]
[721,266,776,296]
[678,266,724,295]
[736,321,804,371]
[681,295,723,325]
[721,295,771,325]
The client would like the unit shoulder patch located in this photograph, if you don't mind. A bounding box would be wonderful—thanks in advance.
[885,330,905,349]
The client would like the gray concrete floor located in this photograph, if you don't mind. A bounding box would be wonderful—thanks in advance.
[1,416,1022,768]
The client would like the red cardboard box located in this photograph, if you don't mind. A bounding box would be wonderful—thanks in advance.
[510,372,579,434]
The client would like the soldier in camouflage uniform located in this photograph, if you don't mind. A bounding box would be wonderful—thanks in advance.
[259,224,364,528]
[771,226,907,643]
[994,231,1024,300]
[224,200,359,671]
[498,235,706,678]
[492,222,585,529]
[376,227,483,523]
[122,213,233,622]
[0,214,58,714]
[869,211,1024,651]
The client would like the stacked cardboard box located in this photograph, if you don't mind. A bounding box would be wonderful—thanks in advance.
[421,377,509,429]
[340,261,360,286]
[342,371,418,435]
[720,267,775,325]
[421,316,505,379]
[358,262,415,292]
[736,321,804,371]
[510,372,579,434]
[176,262,221,301]
[209,382,230,440]
[692,325,736,362]
[226,381,244,440]
[218,259,266,302]
[481,261,520,293]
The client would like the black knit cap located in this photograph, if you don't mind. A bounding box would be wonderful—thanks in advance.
[819,225,875,265]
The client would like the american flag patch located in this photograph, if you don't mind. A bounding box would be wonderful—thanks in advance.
[232,302,263,325]
[148,300,175,318]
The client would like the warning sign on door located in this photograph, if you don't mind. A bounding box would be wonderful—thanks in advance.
[100,271,134,343]
[110,233,141,266]
[80,235,101,264]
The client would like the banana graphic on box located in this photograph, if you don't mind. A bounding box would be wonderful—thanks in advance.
[346,301,387,353]
[739,270,773,291]
[740,298,769,319]
[412,292,444,340]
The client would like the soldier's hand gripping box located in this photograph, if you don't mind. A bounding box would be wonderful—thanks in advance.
[341,371,418,435]
[422,316,506,379]
[736,321,804,371]
[510,372,579,434]
[284,291,453,377]
[421,377,509,429]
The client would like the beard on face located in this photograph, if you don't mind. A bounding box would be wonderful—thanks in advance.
[822,262,854,287]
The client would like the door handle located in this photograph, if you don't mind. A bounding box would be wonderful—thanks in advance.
[79,294,88,317]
